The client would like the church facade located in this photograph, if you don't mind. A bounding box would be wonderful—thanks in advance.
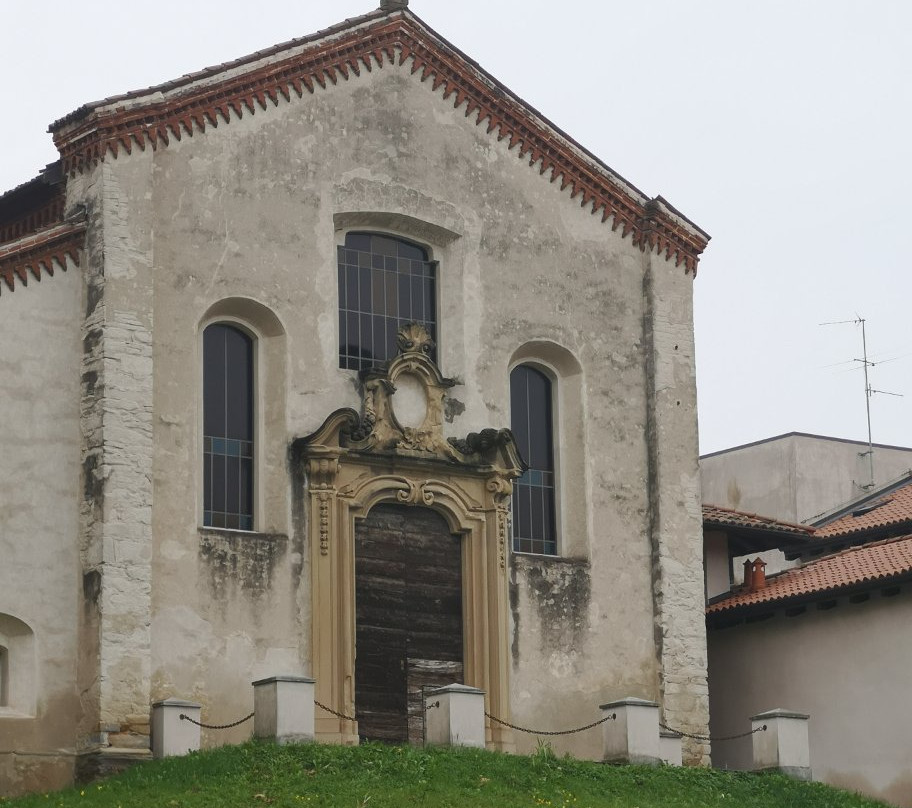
[0,2,710,795]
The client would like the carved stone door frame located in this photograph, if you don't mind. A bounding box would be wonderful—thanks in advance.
[292,324,522,751]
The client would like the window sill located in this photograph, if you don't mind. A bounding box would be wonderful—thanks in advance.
[512,551,589,565]
[0,707,35,720]
[198,527,288,542]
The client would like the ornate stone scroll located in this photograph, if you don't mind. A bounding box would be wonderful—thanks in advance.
[291,322,525,749]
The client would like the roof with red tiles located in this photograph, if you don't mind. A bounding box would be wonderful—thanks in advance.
[815,478,912,538]
[702,505,815,537]
[44,8,707,270]
[706,534,912,614]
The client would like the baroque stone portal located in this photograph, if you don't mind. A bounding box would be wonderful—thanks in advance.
[292,323,524,749]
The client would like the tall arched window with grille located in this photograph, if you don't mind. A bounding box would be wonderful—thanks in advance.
[203,323,254,530]
[337,232,437,371]
[510,364,557,555]
[0,644,8,707]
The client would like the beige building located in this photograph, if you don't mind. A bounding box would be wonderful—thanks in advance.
[702,432,912,524]
[0,1,712,796]
[705,476,912,807]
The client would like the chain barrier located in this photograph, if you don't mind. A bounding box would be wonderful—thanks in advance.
[425,700,440,712]
[315,700,357,722]
[658,722,767,742]
[484,711,616,736]
[179,712,254,730]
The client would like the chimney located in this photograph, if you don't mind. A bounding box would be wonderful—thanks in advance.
[742,559,754,591]
[380,0,408,10]
[749,558,767,592]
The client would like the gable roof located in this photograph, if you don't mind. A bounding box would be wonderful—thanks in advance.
[707,533,912,615]
[815,476,912,539]
[703,504,814,537]
[702,504,815,555]
[45,7,708,274]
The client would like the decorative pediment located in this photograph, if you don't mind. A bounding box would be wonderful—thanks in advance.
[48,9,708,274]
[295,323,524,475]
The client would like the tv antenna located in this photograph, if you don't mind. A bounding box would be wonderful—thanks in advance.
[819,316,903,489]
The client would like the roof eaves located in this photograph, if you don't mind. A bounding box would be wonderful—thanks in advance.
[701,432,912,461]
[49,8,390,133]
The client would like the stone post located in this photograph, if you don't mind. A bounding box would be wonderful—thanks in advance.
[659,730,683,766]
[424,684,486,748]
[751,709,811,781]
[253,676,316,744]
[151,699,201,758]
[600,698,661,766]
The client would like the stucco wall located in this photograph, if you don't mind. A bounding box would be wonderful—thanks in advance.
[0,266,82,796]
[702,434,912,524]
[21,39,708,768]
[708,591,912,807]
[96,60,673,757]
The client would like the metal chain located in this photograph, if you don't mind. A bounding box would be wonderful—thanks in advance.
[179,712,254,730]
[659,722,767,742]
[485,711,616,736]
[315,700,357,722]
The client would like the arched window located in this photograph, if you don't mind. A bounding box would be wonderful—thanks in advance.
[0,615,35,716]
[510,364,557,555]
[203,323,254,531]
[337,232,437,371]
[0,645,8,707]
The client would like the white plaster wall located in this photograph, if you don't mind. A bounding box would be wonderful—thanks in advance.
[0,266,82,796]
[708,591,912,807]
[702,434,912,524]
[704,531,731,600]
[83,55,706,757]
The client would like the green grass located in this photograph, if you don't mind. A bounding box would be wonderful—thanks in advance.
[0,741,891,808]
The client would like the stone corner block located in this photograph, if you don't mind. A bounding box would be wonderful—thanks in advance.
[425,683,486,749]
[751,708,811,781]
[253,676,315,744]
[599,697,661,766]
[151,698,201,759]
[659,730,683,767]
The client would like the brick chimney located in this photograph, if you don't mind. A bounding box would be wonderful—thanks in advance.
[749,558,767,592]
[380,0,408,10]
[742,558,754,591]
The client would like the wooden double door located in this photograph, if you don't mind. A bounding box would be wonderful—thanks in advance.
[354,503,464,744]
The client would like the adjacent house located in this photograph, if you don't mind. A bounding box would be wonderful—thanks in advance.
[702,432,912,524]
[0,0,712,795]
[705,473,912,807]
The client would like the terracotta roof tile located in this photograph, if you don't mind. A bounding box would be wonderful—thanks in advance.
[702,504,815,536]
[707,534,912,614]
[816,479,912,538]
[38,12,708,275]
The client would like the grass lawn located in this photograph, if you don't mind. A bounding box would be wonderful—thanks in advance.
[0,741,892,808]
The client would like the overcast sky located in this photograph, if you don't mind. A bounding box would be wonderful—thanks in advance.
[3,1,909,456]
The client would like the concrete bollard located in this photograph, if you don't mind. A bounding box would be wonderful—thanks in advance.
[424,684,486,748]
[750,709,811,781]
[659,730,683,767]
[252,676,316,744]
[599,698,661,766]
[151,698,201,758]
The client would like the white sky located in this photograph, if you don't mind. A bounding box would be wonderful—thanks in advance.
[2,1,909,455]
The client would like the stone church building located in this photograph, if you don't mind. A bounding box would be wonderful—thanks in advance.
[0,1,710,795]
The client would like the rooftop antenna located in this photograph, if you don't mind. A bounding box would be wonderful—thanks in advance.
[819,317,903,490]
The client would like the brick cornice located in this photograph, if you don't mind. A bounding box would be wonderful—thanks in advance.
[0,222,85,297]
[51,14,708,273]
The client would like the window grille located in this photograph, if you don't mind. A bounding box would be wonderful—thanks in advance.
[0,646,7,707]
[338,232,437,371]
[203,324,254,530]
[510,365,557,555]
